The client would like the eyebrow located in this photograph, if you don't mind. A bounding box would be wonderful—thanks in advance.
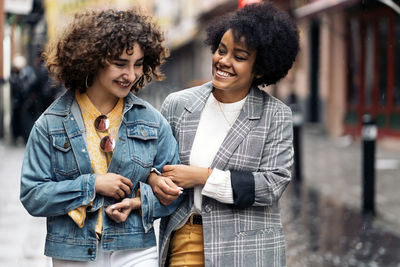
[219,41,250,55]
[114,56,144,62]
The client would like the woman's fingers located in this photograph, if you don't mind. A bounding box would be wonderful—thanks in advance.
[164,178,183,193]
[120,177,133,189]
[105,201,132,223]
[161,165,174,172]
[120,182,131,196]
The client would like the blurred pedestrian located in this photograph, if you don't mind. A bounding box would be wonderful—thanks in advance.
[9,54,36,144]
[20,8,181,266]
[148,2,299,266]
[30,53,63,113]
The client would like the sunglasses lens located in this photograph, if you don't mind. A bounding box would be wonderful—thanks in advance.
[94,115,110,132]
[100,136,115,153]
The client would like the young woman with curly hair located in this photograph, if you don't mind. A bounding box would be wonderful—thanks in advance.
[148,2,299,266]
[20,8,182,266]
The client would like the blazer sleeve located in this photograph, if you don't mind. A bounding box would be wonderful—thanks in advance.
[231,105,293,208]
[160,93,178,134]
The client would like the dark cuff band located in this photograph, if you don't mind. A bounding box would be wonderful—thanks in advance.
[231,171,255,209]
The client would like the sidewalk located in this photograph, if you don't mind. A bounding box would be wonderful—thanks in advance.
[297,124,400,236]
[1,124,399,266]
[0,142,50,267]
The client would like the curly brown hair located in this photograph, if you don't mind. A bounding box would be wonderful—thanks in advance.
[43,8,169,92]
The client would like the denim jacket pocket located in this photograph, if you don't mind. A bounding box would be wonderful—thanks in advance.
[126,123,158,168]
[51,134,80,179]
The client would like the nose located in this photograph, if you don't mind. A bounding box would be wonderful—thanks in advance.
[219,54,231,67]
[123,67,138,82]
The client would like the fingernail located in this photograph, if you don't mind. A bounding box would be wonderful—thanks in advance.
[177,187,184,191]
[111,205,116,210]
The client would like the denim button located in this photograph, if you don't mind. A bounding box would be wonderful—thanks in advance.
[88,248,93,255]
[63,142,70,149]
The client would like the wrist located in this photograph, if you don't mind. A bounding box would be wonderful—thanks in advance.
[198,167,212,186]
[147,172,159,187]
[130,197,141,209]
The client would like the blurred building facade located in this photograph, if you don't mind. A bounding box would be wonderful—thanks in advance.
[291,0,400,145]
[145,0,400,146]
[1,0,400,146]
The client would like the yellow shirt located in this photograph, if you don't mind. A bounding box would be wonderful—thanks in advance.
[68,91,123,236]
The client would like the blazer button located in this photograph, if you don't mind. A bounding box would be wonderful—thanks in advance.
[88,248,93,255]
[204,204,212,213]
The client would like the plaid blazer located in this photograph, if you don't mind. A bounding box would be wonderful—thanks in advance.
[159,82,293,267]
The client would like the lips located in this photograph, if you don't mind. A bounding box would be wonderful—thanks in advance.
[216,69,234,78]
[116,80,131,88]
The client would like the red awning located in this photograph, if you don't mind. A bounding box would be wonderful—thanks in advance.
[238,0,262,9]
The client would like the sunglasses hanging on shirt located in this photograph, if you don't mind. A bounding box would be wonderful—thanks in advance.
[94,115,115,153]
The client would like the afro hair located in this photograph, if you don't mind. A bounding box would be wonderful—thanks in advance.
[205,2,299,86]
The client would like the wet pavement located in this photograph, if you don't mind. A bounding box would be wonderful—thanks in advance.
[1,124,399,266]
[282,184,400,266]
[281,124,400,267]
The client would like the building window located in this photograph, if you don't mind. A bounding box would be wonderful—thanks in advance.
[378,17,388,107]
[364,21,374,108]
[394,16,400,108]
[348,18,360,106]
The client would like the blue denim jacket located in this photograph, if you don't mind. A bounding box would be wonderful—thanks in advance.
[20,90,180,261]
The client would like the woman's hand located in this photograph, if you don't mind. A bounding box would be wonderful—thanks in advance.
[105,197,141,223]
[95,173,133,200]
[162,165,210,189]
[147,172,182,206]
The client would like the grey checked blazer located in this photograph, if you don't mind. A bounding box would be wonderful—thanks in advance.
[159,82,293,267]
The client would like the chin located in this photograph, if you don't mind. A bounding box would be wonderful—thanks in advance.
[212,80,228,90]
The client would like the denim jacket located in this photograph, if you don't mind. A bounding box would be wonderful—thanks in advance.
[20,90,180,261]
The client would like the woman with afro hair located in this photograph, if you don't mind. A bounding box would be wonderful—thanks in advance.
[20,8,182,266]
[148,2,299,266]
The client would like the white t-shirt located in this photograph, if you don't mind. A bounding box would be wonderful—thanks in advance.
[190,92,247,213]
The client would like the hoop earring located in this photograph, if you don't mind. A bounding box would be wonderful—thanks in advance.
[85,75,89,89]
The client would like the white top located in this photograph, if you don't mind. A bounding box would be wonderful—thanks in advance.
[190,92,247,213]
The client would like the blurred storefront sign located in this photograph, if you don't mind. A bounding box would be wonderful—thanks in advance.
[156,0,236,50]
[43,0,151,42]
[294,0,360,19]
[154,0,199,50]
[5,0,33,15]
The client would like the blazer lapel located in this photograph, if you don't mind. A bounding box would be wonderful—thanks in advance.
[178,83,213,165]
[211,86,264,170]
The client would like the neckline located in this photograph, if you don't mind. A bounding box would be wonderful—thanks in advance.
[208,92,247,112]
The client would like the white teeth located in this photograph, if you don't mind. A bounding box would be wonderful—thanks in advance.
[118,81,130,87]
[217,70,232,77]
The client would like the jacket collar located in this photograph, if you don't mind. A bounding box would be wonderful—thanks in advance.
[185,81,264,120]
[44,90,146,116]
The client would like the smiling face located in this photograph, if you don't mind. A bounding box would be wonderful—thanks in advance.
[88,42,144,106]
[211,29,257,103]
